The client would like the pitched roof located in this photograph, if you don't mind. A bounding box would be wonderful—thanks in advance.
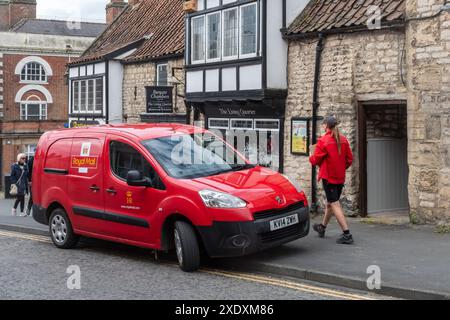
[10,19,106,38]
[72,0,185,65]
[287,0,405,36]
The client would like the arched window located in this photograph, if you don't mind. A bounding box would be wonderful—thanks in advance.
[20,95,47,121]
[21,62,47,82]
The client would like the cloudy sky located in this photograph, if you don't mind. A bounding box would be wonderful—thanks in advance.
[37,0,111,23]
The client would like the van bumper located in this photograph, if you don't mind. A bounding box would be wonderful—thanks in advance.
[32,205,49,225]
[197,206,310,258]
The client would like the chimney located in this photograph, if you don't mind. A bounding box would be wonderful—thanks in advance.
[8,0,37,28]
[0,0,9,31]
[128,0,141,5]
[106,0,126,24]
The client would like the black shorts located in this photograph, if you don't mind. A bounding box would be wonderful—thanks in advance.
[322,180,344,204]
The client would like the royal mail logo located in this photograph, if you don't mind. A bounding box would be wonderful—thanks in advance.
[71,156,98,169]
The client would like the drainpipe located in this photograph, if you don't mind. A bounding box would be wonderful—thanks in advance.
[311,33,325,213]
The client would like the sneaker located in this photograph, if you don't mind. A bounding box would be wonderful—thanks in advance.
[20,212,26,217]
[337,233,354,245]
[12,208,17,216]
[313,224,326,238]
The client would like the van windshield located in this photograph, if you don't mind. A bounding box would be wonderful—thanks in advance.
[142,133,254,179]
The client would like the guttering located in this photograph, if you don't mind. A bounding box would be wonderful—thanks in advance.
[310,33,325,213]
[282,20,406,40]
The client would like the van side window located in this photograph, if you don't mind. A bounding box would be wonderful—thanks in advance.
[109,141,165,190]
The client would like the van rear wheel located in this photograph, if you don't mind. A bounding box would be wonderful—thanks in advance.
[174,221,200,272]
[49,208,79,249]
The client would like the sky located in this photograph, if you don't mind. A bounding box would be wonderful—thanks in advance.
[36,0,111,23]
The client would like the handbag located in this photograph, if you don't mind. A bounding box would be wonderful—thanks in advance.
[10,168,24,197]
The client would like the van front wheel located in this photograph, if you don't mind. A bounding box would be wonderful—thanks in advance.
[174,221,200,272]
[49,208,79,249]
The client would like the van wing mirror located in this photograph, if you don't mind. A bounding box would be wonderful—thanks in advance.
[126,170,152,188]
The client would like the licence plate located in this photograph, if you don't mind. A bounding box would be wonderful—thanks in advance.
[270,214,299,232]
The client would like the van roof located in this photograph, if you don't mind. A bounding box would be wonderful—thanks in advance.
[51,123,206,141]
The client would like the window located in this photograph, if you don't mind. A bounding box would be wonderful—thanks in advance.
[222,8,239,59]
[240,3,258,57]
[109,141,164,189]
[192,16,205,64]
[207,12,221,61]
[72,78,104,114]
[21,62,47,82]
[209,118,230,130]
[20,103,47,120]
[231,119,253,130]
[24,145,37,158]
[254,120,280,131]
[157,64,168,86]
[190,2,258,64]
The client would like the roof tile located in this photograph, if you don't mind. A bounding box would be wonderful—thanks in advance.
[72,0,184,64]
[287,0,405,36]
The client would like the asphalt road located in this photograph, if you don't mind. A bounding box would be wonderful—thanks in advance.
[0,229,390,301]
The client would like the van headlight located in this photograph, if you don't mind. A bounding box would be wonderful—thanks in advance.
[199,190,247,209]
[283,175,304,194]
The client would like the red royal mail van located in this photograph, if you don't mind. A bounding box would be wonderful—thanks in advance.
[32,124,309,271]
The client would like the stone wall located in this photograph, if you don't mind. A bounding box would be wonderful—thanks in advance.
[285,29,407,216]
[122,58,185,123]
[406,0,450,223]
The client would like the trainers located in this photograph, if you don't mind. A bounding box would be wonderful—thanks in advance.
[313,224,326,238]
[337,233,354,245]
[12,208,17,216]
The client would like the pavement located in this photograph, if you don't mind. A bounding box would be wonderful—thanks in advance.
[0,198,449,300]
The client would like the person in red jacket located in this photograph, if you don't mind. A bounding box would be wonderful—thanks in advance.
[310,116,354,244]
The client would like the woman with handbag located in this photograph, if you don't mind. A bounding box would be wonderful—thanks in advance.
[10,153,29,217]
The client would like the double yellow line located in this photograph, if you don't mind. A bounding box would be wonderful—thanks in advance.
[0,229,377,300]
[0,229,52,244]
[202,269,376,300]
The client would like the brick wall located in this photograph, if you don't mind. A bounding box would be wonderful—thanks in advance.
[406,0,450,223]
[2,53,69,123]
[285,29,407,215]
[122,58,186,123]
[0,52,3,118]
[1,53,70,181]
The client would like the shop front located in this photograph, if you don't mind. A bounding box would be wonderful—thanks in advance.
[195,99,285,172]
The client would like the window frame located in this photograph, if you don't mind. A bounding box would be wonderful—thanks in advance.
[239,2,258,59]
[71,77,104,115]
[222,7,239,61]
[20,62,47,83]
[20,102,47,121]
[206,11,222,63]
[156,63,169,86]
[191,15,206,65]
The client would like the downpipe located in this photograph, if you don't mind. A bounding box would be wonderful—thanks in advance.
[310,33,325,214]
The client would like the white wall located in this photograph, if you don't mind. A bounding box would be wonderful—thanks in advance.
[266,0,309,90]
[108,60,124,124]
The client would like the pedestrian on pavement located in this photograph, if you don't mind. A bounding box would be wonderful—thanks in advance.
[26,156,34,216]
[10,153,29,217]
[309,116,354,244]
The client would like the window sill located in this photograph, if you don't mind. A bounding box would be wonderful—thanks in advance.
[20,81,49,85]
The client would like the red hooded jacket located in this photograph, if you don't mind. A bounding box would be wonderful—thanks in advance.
[309,131,353,185]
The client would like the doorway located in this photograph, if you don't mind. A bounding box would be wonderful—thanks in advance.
[358,101,409,217]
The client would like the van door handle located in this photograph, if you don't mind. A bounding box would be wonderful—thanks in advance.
[90,185,100,192]
[106,188,117,195]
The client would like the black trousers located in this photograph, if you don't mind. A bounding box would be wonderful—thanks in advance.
[14,195,25,212]
[27,191,33,213]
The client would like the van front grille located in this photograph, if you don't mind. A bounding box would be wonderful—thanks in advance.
[260,224,303,243]
[253,201,304,221]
